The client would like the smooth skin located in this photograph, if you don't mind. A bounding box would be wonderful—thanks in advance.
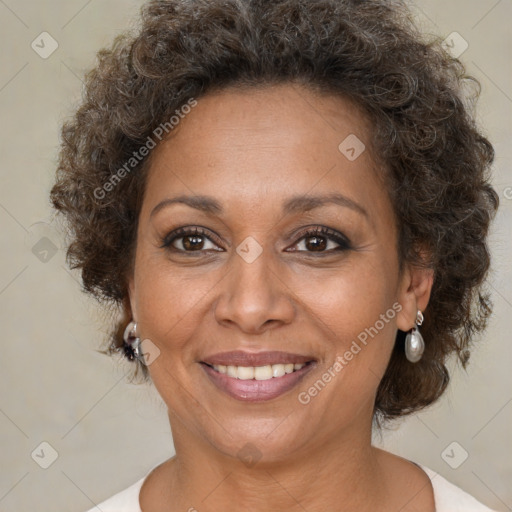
[127,84,435,511]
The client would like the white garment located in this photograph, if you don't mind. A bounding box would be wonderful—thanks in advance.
[86,463,496,511]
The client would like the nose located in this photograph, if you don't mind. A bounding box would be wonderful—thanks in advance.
[213,247,296,334]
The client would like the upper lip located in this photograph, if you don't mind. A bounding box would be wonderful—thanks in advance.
[201,350,315,367]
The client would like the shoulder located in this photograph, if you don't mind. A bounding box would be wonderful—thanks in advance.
[85,458,174,511]
[84,477,145,512]
[419,465,497,512]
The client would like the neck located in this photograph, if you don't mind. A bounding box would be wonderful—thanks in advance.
[162,414,387,512]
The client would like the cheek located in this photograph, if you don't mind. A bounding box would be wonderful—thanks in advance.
[295,260,398,366]
[295,269,398,420]
[131,257,213,407]
[131,253,215,351]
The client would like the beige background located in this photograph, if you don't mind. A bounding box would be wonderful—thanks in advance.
[0,0,510,510]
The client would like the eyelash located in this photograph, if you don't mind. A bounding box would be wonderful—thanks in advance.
[160,226,352,254]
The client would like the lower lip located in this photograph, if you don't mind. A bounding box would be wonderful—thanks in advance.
[201,363,315,402]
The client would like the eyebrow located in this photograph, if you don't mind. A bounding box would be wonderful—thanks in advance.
[150,193,368,219]
[283,193,368,218]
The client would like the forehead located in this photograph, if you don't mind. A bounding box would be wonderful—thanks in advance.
[156,84,372,154]
[142,84,390,222]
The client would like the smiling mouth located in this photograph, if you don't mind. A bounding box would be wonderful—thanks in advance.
[200,360,316,402]
[203,362,313,381]
[199,349,317,401]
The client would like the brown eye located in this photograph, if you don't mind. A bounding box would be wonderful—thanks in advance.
[289,226,351,254]
[182,234,206,251]
[304,236,328,251]
[161,227,223,253]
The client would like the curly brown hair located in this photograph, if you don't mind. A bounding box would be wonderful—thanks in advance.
[50,0,499,422]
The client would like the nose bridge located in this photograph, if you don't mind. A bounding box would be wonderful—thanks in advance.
[233,250,275,299]
[214,244,295,332]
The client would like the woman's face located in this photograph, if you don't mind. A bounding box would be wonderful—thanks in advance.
[128,84,424,463]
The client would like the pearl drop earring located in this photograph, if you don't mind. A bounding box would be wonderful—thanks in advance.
[405,310,424,363]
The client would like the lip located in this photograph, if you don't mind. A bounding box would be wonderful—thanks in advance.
[200,360,316,402]
[201,350,315,367]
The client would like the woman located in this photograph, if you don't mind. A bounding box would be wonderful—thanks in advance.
[50,0,499,510]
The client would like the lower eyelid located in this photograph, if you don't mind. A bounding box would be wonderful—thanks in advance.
[287,243,348,253]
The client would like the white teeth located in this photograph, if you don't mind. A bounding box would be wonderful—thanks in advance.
[211,363,306,380]
[272,364,286,378]
[254,365,273,380]
[226,365,237,378]
[237,366,255,380]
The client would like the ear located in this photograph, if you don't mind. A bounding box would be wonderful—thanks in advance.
[396,261,434,332]
[126,274,137,321]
